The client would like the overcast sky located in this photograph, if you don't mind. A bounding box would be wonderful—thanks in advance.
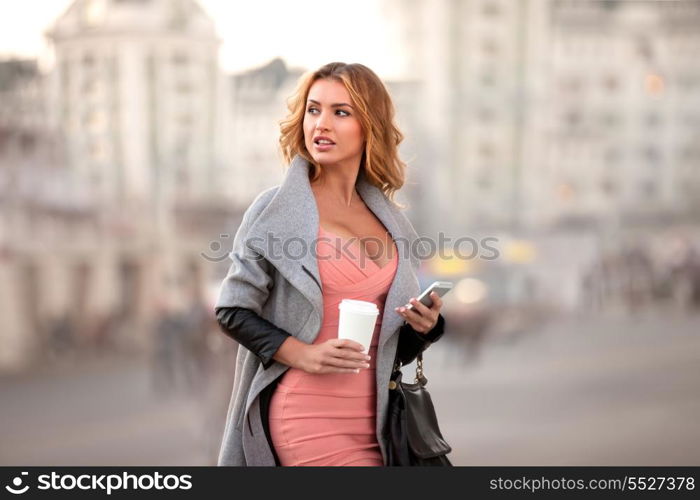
[0,0,405,78]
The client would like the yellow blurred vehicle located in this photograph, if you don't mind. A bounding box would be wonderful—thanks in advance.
[416,244,550,361]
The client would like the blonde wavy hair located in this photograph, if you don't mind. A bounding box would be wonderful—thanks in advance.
[279,62,408,208]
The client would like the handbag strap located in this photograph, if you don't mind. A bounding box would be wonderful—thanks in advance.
[392,352,427,385]
[415,353,425,382]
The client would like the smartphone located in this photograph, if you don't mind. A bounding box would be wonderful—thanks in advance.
[404,281,453,311]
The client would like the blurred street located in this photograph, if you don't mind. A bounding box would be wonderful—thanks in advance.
[1,308,698,466]
[427,308,700,466]
[0,339,235,466]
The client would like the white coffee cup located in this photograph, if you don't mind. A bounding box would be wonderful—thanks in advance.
[337,299,379,353]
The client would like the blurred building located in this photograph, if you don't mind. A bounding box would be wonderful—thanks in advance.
[386,0,700,232]
[530,0,700,229]
[384,78,434,228]
[0,58,68,369]
[0,0,237,371]
[44,0,223,205]
[383,0,526,233]
[224,57,304,199]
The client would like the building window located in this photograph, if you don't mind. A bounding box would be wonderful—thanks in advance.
[172,51,189,66]
[176,81,192,94]
[602,75,619,93]
[19,133,37,155]
[482,0,501,17]
[645,112,661,128]
[174,137,190,158]
[477,107,496,123]
[682,144,698,161]
[89,139,107,161]
[605,147,621,165]
[175,168,189,184]
[643,146,660,165]
[480,71,496,87]
[83,52,96,68]
[680,113,699,127]
[640,180,656,197]
[478,142,496,160]
[644,73,665,96]
[84,109,107,132]
[481,38,499,57]
[556,182,576,201]
[600,177,617,196]
[476,169,493,190]
[563,109,582,127]
[82,78,100,96]
[176,113,193,127]
[636,38,653,61]
[600,112,619,128]
[560,76,582,93]
[169,0,188,30]
[680,180,698,199]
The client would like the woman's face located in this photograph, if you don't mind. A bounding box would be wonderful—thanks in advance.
[303,78,365,171]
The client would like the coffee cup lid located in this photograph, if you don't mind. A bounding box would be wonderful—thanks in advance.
[338,299,378,315]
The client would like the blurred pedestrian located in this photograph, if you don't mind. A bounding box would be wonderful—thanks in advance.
[151,295,189,396]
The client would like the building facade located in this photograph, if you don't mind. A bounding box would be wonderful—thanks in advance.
[0,0,233,370]
[387,0,700,232]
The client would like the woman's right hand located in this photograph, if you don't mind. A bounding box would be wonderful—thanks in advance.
[274,337,371,374]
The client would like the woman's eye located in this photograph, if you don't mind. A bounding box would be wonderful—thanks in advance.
[306,107,349,117]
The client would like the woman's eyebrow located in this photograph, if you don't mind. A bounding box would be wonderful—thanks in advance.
[307,99,353,109]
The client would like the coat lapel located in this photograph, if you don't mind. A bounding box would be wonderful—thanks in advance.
[245,154,421,348]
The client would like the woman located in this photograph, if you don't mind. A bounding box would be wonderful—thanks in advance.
[215,62,446,466]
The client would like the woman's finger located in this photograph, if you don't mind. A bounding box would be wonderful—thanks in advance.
[400,306,433,332]
[330,338,365,352]
[321,367,361,374]
[429,291,443,311]
[328,345,370,361]
[324,356,369,369]
[336,350,371,362]
[407,297,431,316]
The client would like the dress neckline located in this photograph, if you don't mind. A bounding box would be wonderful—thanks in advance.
[318,225,397,272]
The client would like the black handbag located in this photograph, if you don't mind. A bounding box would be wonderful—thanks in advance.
[384,352,453,466]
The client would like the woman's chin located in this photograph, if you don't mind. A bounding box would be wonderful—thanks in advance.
[311,151,336,163]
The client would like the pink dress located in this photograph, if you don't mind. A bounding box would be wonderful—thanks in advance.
[268,224,398,466]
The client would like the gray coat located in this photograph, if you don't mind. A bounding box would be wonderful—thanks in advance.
[214,154,433,466]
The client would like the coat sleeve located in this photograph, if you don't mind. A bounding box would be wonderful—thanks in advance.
[215,306,291,369]
[213,193,289,368]
[214,199,274,317]
[395,313,445,366]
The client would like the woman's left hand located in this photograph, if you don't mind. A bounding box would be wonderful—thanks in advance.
[394,291,443,334]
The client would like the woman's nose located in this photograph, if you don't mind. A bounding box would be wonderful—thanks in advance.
[315,111,331,131]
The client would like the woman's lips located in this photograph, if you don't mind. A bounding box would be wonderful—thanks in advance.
[314,142,335,151]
